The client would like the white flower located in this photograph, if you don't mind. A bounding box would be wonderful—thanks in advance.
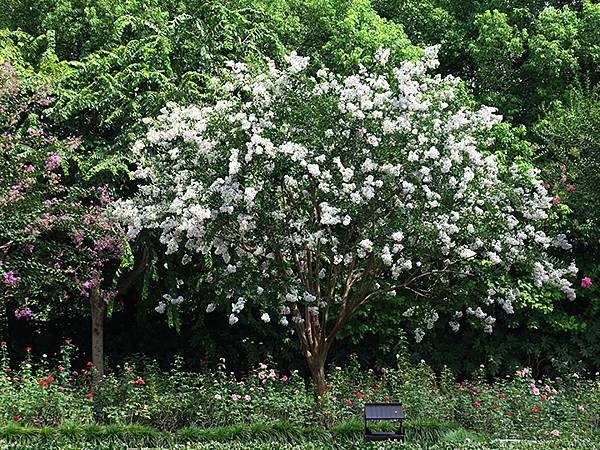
[358,239,374,253]
[206,303,216,313]
[414,328,425,343]
[284,51,310,74]
[303,292,317,302]
[459,248,476,259]
[261,313,271,323]
[229,314,239,325]
[171,295,184,305]
[155,302,166,314]
[374,46,391,66]
[307,164,321,177]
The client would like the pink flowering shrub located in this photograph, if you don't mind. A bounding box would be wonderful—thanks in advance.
[0,61,126,320]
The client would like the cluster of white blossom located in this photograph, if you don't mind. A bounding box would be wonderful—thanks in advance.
[155,294,184,314]
[113,46,576,341]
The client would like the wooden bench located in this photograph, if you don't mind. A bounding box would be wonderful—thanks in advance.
[364,402,405,442]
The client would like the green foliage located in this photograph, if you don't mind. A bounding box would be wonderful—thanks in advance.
[0,0,599,396]
[1,348,598,445]
[534,86,600,244]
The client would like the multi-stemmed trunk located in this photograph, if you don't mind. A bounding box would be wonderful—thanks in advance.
[306,346,330,397]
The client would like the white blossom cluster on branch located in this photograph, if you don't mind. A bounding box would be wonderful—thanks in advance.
[113,46,576,344]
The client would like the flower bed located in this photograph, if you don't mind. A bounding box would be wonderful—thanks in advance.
[1,341,598,443]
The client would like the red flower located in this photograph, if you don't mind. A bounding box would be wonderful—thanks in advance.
[86,361,93,367]
[86,393,93,399]
[13,415,20,422]
[345,399,353,406]
[129,376,145,385]
[531,407,543,414]
[498,393,506,399]
[383,395,390,401]
[64,339,71,344]
[356,391,364,399]
[472,401,481,408]
[503,411,510,416]
[24,347,32,352]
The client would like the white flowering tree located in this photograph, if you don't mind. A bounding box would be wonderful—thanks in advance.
[114,48,577,394]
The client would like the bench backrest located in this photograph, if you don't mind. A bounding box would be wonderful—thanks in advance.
[364,403,404,420]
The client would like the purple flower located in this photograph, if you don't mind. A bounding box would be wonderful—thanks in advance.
[45,152,61,171]
[581,277,593,289]
[14,308,32,320]
[3,271,18,286]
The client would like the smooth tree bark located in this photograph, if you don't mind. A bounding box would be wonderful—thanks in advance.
[89,287,105,378]
[89,248,149,379]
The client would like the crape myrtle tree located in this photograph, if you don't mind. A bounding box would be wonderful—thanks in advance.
[114,48,578,395]
[0,61,127,375]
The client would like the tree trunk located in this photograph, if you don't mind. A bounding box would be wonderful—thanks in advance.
[307,346,330,398]
[89,287,105,378]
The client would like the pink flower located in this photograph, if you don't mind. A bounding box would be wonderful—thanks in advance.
[214,394,222,400]
[14,308,32,320]
[244,395,251,401]
[45,153,61,171]
[532,387,540,396]
[280,375,288,382]
[3,271,18,286]
[516,367,529,377]
[566,184,575,192]
[550,429,560,438]
[258,372,266,381]
[345,399,353,406]
[578,405,585,413]
[472,401,481,408]
[552,196,561,205]
[580,277,592,289]
[230,394,241,401]
[58,366,66,372]
[258,363,268,370]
